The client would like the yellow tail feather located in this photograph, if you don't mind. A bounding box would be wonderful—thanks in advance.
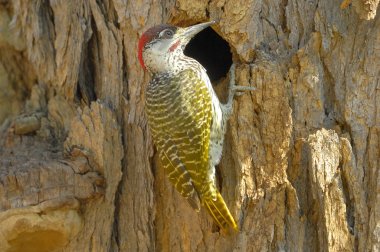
[204,191,238,232]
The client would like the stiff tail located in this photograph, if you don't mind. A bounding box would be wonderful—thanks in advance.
[203,191,238,232]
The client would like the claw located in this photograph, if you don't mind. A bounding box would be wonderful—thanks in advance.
[232,86,256,92]
[228,63,237,90]
[226,63,256,114]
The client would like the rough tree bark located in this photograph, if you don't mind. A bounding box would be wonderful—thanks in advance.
[0,0,379,251]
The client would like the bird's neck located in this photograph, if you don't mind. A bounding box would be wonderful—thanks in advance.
[148,50,200,75]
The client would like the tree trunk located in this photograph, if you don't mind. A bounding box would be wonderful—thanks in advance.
[0,0,379,251]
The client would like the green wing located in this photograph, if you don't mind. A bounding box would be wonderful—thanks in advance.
[146,69,212,209]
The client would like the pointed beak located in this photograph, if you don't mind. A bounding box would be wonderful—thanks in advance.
[180,21,216,44]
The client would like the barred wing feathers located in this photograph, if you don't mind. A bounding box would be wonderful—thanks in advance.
[146,69,237,231]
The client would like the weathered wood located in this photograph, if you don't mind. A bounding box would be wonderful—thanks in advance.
[0,0,379,251]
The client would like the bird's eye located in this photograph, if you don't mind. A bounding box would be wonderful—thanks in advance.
[161,29,174,38]
[165,30,173,36]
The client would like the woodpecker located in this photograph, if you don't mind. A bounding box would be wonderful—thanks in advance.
[138,21,254,231]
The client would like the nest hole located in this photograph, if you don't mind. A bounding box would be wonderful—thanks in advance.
[184,27,232,82]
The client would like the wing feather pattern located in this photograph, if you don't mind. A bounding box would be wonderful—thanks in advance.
[146,68,237,231]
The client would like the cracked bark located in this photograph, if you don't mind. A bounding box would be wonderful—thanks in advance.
[0,0,379,251]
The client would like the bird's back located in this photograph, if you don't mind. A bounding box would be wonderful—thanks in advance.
[141,21,238,231]
[145,67,213,199]
[145,67,238,231]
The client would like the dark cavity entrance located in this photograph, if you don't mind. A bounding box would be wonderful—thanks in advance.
[184,27,232,82]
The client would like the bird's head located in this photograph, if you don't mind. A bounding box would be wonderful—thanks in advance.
[138,21,215,73]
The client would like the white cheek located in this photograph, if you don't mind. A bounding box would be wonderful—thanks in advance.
[143,48,167,72]
[142,39,179,73]
[151,40,171,53]
[158,41,171,51]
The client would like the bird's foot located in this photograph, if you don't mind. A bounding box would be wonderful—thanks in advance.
[226,63,256,112]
